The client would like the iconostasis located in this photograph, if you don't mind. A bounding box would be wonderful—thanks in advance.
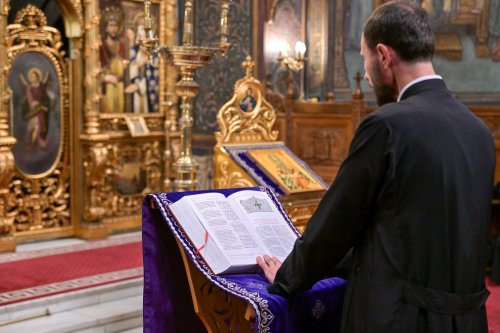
[0,0,178,251]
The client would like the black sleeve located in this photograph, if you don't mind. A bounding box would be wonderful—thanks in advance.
[268,114,391,297]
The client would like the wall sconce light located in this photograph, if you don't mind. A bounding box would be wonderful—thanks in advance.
[277,40,306,72]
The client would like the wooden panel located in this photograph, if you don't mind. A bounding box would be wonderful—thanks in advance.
[273,113,287,142]
[290,112,353,184]
[471,105,500,184]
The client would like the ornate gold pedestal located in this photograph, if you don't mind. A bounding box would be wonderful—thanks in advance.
[213,56,325,232]
[168,46,220,191]
[0,139,16,252]
[142,0,231,192]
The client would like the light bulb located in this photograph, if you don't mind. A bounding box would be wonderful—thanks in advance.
[295,41,306,56]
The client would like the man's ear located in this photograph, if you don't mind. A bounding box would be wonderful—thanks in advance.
[375,43,393,69]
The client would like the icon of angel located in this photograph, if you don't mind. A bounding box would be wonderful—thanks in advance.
[19,67,55,151]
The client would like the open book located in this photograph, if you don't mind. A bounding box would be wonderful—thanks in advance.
[168,188,299,275]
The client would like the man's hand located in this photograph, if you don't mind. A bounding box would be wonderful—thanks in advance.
[256,255,282,283]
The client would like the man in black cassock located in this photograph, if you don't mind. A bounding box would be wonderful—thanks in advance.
[257,1,496,332]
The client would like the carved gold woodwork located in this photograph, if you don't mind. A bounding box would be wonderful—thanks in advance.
[0,139,16,251]
[81,139,164,233]
[213,148,257,190]
[214,56,279,188]
[79,0,107,239]
[83,142,109,222]
[214,56,324,231]
[178,243,255,333]
[3,5,73,243]
[216,56,278,145]
[79,0,175,238]
[0,0,16,250]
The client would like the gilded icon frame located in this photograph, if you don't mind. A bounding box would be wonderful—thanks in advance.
[8,51,63,178]
[3,4,72,234]
[125,115,150,136]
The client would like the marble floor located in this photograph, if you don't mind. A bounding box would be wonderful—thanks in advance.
[0,231,144,333]
[15,230,141,252]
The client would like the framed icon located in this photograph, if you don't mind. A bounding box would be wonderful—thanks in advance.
[125,115,150,137]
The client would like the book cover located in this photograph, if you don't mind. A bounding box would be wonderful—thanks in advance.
[224,143,328,196]
[246,148,327,195]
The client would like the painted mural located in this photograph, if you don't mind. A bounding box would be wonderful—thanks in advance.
[344,0,500,97]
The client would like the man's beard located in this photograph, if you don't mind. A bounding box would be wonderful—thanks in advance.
[372,61,398,106]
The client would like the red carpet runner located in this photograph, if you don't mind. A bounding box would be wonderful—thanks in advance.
[488,277,500,333]
[0,234,143,306]
[1,233,498,330]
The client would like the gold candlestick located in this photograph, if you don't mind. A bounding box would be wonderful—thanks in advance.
[141,1,232,191]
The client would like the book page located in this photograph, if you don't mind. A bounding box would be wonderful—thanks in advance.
[177,192,268,268]
[228,190,298,261]
[168,195,230,274]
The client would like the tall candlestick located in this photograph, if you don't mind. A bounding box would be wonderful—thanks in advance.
[183,0,194,45]
[139,0,232,191]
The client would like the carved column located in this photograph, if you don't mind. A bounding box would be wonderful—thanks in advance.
[0,0,16,251]
[163,0,179,130]
[78,0,109,239]
[162,0,179,191]
[0,141,16,252]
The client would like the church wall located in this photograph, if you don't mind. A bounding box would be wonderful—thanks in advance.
[191,0,500,190]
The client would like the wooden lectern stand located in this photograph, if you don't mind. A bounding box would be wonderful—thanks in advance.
[142,189,346,333]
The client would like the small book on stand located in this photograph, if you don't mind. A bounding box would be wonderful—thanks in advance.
[167,188,299,275]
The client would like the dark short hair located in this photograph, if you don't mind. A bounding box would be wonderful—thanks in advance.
[363,1,434,62]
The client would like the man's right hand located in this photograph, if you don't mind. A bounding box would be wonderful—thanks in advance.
[256,255,281,283]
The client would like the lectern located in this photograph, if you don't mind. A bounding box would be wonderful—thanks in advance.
[142,187,347,333]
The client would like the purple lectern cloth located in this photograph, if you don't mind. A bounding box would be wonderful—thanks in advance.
[142,187,346,333]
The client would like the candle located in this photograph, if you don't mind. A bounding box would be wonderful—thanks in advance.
[295,41,306,60]
[144,0,155,40]
[183,1,194,45]
[220,0,229,45]
[144,0,152,30]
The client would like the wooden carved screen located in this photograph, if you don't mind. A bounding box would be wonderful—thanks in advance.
[3,5,72,244]
[78,0,177,239]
